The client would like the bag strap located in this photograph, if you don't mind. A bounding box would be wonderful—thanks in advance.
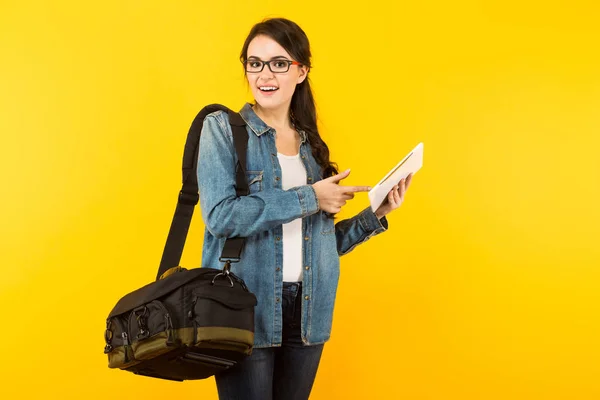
[156,104,249,281]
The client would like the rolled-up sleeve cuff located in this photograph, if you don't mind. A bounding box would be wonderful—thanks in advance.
[292,185,320,217]
[358,206,389,235]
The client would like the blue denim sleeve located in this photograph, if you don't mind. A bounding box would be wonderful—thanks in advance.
[334,206,389,256]
[197,113,319,238]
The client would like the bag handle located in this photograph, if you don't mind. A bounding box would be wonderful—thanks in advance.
[156,104,249,281]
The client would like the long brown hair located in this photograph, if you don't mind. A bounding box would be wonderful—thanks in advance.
[240,18,338,179]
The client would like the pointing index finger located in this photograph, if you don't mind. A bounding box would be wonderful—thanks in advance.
[341,186,372,193]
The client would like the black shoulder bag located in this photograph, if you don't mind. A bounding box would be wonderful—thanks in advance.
[103,104,257,382]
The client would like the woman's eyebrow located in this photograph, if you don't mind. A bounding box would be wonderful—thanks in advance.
[247,55,289,60]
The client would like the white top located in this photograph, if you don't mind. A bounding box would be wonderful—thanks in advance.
[277,152,307,282]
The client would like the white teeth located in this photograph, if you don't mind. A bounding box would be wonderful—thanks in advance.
[259,86,278,91]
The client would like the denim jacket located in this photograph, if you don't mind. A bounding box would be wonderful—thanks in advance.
[196,103,389,348]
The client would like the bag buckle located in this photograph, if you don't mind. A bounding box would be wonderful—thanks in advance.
[134,306,150,340]
[218,256,240,263]
[211,260,234,287]
[104,319,113,353]
[178,190,199,206]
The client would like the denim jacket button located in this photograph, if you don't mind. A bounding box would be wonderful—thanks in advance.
[276,237,281,241]
[304,236,309,241]
[275,176,280,181]
[304,296,309,300]
[305,266,310,270]
[308,177,313,182]
[276,267,281,271]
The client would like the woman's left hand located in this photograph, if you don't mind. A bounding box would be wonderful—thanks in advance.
[375,173,413,219]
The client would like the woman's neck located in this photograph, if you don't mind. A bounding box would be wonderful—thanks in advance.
[252,103,293,132]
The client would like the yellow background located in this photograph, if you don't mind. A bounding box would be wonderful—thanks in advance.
[1,0,599,399]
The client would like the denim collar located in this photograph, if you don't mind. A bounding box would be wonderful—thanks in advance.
[239,102,307,144]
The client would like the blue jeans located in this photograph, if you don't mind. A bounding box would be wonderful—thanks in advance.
[215,282,325,400]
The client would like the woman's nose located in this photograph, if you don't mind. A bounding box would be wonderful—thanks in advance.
[259,66,275,79]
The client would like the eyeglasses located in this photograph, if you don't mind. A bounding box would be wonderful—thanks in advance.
[242,58,301,73]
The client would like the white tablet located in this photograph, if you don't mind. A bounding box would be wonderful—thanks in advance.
[368,142,423,212]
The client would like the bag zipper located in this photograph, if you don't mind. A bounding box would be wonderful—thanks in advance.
[149,300,175,345]
[109,316,132,363]
[122,332,130,363]
[188,296,199,345]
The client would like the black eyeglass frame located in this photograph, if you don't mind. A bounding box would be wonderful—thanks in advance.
[241,58,302,73]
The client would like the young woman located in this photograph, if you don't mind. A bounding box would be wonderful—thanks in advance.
[197,17,413,400]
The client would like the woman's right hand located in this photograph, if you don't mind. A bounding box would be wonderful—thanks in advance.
[311,169,371,214]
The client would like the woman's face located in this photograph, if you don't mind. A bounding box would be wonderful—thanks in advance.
[245,34,308,111]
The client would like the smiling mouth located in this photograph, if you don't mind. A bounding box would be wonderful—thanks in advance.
[259,86,279,92]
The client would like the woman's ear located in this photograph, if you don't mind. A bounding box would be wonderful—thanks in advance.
[297,65,309,84]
